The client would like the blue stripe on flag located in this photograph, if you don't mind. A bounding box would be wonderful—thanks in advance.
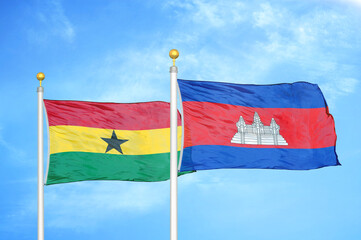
[178,79,328,109]
[180,145,339,171]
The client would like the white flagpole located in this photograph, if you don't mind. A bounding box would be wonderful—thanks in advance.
[37,72,45,240]
[169,49,179,240]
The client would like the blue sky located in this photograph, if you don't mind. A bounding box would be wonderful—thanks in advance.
[1,0,361,239]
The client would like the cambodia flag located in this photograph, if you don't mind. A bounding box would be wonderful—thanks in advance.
[178,79,339,172]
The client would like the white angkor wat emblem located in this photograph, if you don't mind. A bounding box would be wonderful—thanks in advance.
[231,112,288,145]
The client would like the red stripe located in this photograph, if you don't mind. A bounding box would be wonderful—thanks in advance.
[44,100,181,130]
[183,101,336,149]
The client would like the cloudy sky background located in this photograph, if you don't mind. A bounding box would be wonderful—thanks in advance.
[1,0,361,239]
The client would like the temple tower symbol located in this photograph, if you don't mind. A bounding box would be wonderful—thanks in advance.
[231,112,288,146]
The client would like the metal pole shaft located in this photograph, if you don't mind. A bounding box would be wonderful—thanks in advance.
[170,65,178,240]
[37,86,44,240]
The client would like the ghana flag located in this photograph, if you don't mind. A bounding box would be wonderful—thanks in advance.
[44,100,183,185]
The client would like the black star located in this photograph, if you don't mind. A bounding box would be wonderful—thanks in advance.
[101,130,128,154]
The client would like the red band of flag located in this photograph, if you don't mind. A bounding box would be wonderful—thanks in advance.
[183,101,336,149]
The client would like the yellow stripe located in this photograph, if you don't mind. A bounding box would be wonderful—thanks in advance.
[49,125,182,155]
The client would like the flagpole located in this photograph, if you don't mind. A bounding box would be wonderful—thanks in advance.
[169,49,179,240]
[37,72,45,240]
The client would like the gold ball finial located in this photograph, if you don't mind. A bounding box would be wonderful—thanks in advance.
[37,72,45,86]
[169,49,179,66]
[169,49,179,59]
[37,72,45,81]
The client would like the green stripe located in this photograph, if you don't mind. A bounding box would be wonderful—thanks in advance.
[46,152,192,185]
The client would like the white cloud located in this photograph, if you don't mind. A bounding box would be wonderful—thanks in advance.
[320,77,359,106]
[165,0,246,28]
[338,78,358,93]
[3,179,169,231]
[43,181,168,229]
[178,170,295,223]
[332,0,361,7]
[29,0,75,43]
[92,48,172,103]
[253,2,284,28]
[45,45,175,103]
[0,126,26,161]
